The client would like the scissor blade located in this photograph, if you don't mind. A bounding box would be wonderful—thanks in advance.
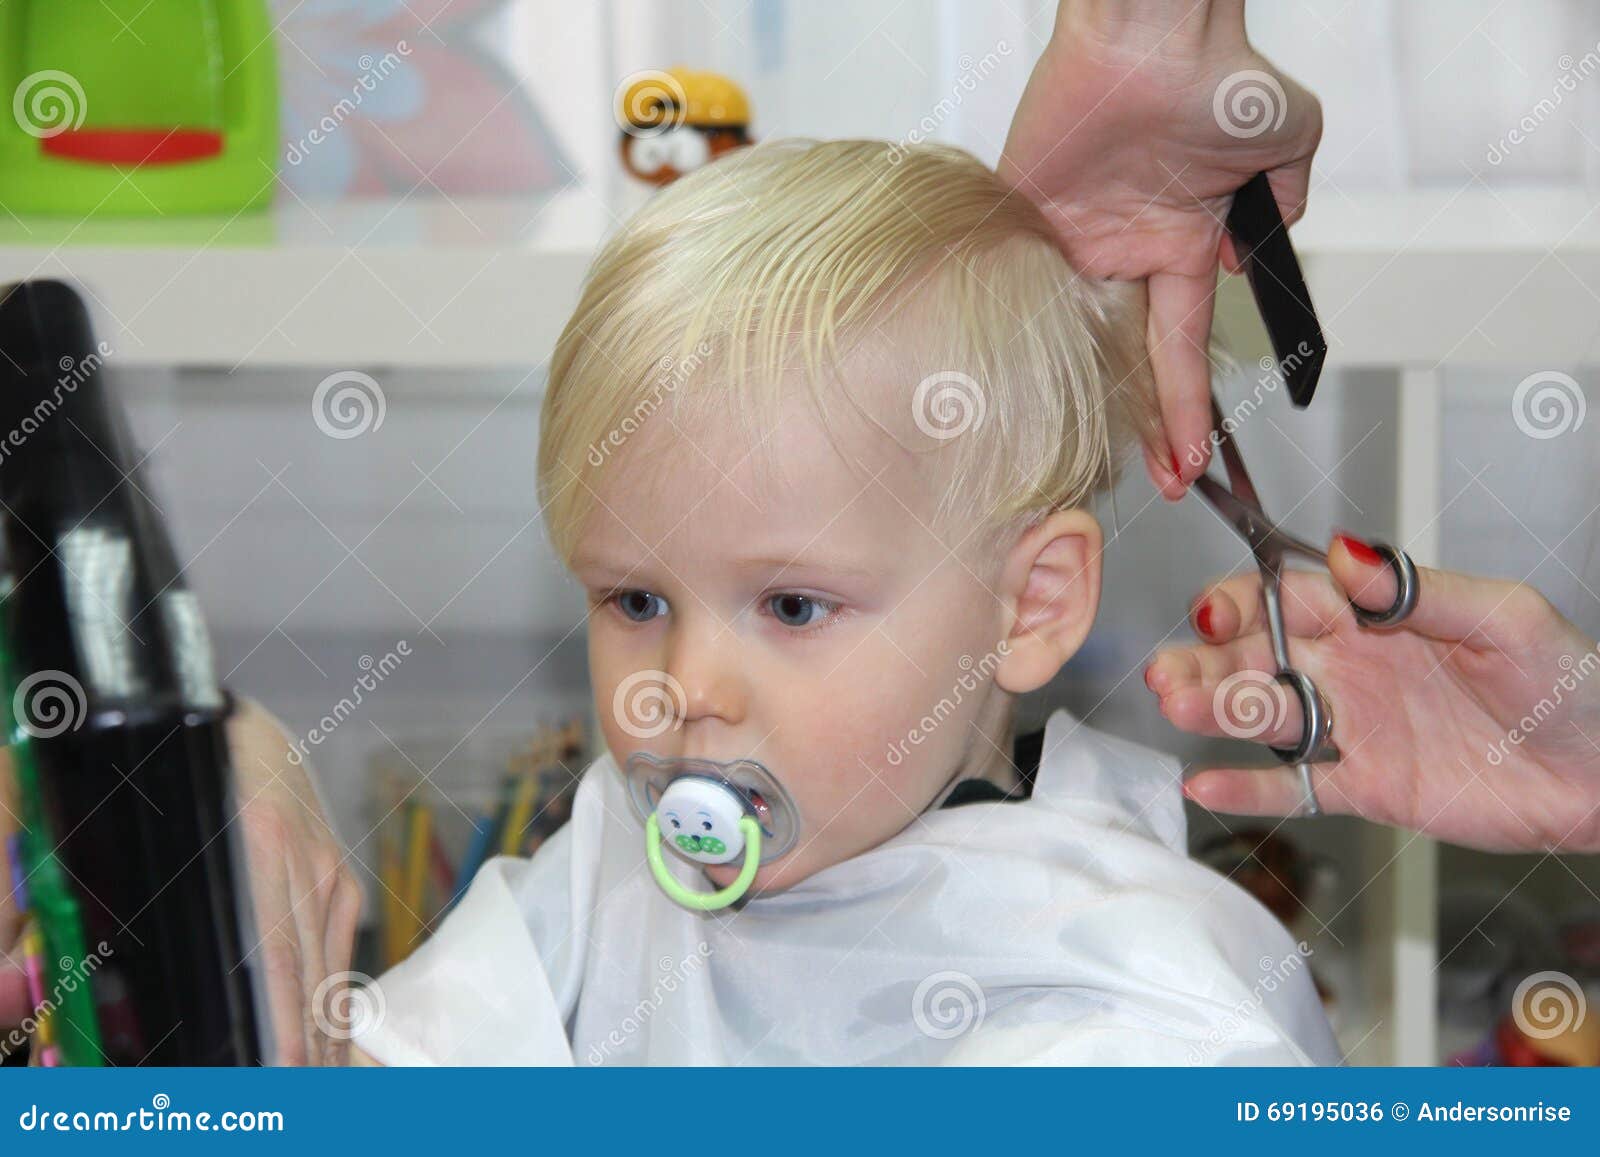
[1207,394,1266,514]
[1191,473,1260,544]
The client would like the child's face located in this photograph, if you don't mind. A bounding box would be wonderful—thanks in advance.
[569,382,1021,896]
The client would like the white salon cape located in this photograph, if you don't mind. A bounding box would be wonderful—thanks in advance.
[354,707,1342,1066]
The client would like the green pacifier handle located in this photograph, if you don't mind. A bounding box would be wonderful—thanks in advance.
[645,814,762,911]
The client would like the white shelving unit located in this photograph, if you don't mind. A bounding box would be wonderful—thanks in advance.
[0,192,612,369]
[3,185,1594,1066]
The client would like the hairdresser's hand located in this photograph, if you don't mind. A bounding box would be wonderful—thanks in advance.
[226,696,364,1065]
[999,0,1321,499]
[1145,537,1600,853]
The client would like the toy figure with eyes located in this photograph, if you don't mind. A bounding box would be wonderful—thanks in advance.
[618,68,752,187]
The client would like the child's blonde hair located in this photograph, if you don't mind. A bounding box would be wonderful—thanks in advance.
[537,137,1160,562]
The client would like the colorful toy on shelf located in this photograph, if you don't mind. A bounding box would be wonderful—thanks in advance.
[0,0,279,216]
[1449,980,1600,1068]
[617,67,752,187]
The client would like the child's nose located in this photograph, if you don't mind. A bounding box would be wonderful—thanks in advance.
[666,624,747,726]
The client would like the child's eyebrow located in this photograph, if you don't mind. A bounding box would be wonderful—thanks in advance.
[730,553,875,580]
[568,549,876,582]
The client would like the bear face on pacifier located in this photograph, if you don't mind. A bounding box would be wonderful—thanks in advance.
[622,751,801,911]
[656,777,746,864]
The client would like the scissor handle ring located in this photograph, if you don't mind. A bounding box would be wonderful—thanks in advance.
[1266,669,1339,767]
[1349,543,1419,628]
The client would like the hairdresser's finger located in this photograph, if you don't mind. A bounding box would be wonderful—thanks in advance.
[1265,166,1313,229]
[1155,672,1307,751]
[322,859,362,993]
[1328,533,1560,653]
[1190,569,1348,643]
[1183,764,1348,818]
[256,880,311,1065]
[1218,234,1244,276]
[297,834,360,1066]
[1146,631,1279,697]
[286,853,336,1066]
[320,865,362,1066]
[236,784,313,1066]
[1146,270,1218,489]
[1142,440,1185,498]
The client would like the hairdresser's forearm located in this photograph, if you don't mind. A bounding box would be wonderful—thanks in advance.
[1052,0,1247,52]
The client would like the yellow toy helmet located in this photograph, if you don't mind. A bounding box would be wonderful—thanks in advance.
[620,68,750,132]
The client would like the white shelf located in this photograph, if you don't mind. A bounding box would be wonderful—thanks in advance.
[3,186,1598,371]
[1290,185,1600,369]
[0,193,613,369]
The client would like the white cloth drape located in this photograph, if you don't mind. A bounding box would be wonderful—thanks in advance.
[355,706,1342,1066]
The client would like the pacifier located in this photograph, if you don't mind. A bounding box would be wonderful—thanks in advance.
[623,751,799,911]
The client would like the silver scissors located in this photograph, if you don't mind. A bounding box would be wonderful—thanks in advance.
[1191,392,1419,816]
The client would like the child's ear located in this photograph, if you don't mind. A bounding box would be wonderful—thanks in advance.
[993,509,1103,694]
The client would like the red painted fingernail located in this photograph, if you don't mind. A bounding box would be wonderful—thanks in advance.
[1335,533,1383,566]
[1195,600,1214,637]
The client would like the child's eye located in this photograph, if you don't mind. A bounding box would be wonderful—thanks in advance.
[765,592,838,629]
[609,590,667,623]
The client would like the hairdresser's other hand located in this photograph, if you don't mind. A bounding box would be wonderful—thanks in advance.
[1146,538,1600,853]
[999,0,1321,498]
[227,695,363,1065]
